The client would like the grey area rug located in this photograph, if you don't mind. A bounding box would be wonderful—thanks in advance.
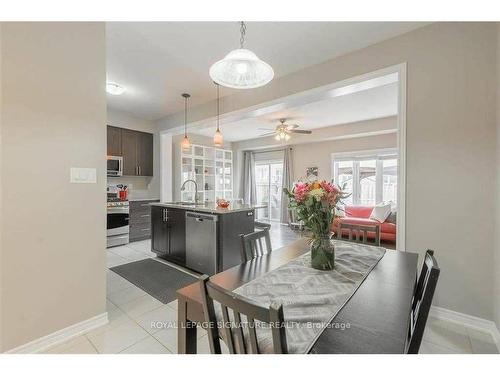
[229,241,386,354]
[111,259,198,304]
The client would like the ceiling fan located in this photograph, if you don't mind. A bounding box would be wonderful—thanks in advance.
[258,119,312,141]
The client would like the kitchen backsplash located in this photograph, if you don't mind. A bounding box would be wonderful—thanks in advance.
[107,176,159,200]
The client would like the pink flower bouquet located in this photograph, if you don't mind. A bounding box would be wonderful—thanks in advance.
[284,180,349,269]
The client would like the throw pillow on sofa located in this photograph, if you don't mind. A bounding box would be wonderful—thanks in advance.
[370,203,392,223]
[386,210,397,224]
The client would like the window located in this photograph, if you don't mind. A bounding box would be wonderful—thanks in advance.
[255,161,283,221]
[332,150,397,207]
[336,161,354,205]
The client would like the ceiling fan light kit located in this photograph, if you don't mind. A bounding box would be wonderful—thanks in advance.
[209,22,274,90]
[260,118,313,141]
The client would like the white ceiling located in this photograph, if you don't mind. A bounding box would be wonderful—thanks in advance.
[193,81,398,142]
[106,22,425,120]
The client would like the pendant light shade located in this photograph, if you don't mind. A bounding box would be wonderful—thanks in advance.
[181,93,191,152]
[181,135,191,151]
[213,82,223,147]
[213,129,223,147]
[209,22,274,89]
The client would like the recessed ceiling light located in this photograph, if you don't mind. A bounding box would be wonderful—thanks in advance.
[106,82,126,96]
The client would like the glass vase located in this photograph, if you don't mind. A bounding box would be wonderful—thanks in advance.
[310,234,335,270]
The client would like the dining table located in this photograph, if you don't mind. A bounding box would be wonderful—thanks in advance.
[176,238,418,354]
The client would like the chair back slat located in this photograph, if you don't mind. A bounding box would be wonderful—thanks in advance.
[240,228,272,263]
[269,302,288,354]
[406,249,440,354]
[337,223,380,246]
[199,275,288,354]
[233,312,247,353]
[199,274,222,354]
[247,318,260,354]
[220,304,236,353]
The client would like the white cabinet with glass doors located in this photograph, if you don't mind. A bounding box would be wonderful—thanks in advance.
[181,144,232,203]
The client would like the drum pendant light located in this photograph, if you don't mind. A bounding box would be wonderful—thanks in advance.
[213,83,223,147]
[181,93,191,152]
[209,22,274,89]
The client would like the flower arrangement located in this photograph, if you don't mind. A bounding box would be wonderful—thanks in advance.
[284,179,349,270]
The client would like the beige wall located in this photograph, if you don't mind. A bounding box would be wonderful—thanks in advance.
[0,24,3,351]
[495,24,500,329]
[160,23,499,322]
[0,23,107,351]
[107,108,160,199]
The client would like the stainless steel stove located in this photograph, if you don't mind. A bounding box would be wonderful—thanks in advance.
[106,195,129,248]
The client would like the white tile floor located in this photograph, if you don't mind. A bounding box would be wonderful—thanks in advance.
[44,235,499,355]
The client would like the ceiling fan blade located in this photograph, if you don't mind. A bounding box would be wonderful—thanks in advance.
[290,129,312,134]
[259,132,276,137]
[285,124,299,130]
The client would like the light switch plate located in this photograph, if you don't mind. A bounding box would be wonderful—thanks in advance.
[70,167,97,184]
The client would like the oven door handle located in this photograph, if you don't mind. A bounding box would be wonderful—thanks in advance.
[107,208,130,214]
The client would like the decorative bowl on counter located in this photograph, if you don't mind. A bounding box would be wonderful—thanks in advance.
[216,199,230,209]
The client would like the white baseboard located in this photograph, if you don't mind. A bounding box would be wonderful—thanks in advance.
[5,312,108,354]
[430,305,500,351]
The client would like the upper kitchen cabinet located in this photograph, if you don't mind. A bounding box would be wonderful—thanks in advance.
[121,128,138,175]
[107,126,122,156]
[136,131,154,176]
[107,126,154,176]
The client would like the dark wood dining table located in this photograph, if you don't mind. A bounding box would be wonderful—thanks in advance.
[176,238,418,354]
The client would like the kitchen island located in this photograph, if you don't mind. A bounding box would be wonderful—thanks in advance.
[150,202,265,275]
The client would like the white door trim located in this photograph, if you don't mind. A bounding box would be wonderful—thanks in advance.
[396,63,407,252]
[159,132,173,202]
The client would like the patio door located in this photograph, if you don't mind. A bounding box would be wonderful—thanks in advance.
[255,161,283,221]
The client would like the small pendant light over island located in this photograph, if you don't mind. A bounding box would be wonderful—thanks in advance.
[181,93,191,152]
[213,82,223,147]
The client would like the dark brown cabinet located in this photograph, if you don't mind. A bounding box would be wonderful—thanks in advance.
[151,206,186,265]
[121,128,139,176]
[107,126,153,176]
[151,206,169,256]
[107,126,122,156]
[136,131,154,176]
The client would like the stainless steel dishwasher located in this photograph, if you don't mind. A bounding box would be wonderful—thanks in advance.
[185,212,218,275]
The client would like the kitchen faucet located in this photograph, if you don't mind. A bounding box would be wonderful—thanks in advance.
[180,179,199,204]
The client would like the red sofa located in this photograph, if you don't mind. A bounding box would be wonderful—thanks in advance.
[332,205,396,243]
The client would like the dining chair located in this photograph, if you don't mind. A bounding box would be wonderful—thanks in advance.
[199,274,288,354]
[406,249,440,354]
[336,222,381,246]
[240,228,272,263]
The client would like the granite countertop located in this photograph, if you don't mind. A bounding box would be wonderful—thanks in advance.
[128,197,160,202]
[150,201,267,214]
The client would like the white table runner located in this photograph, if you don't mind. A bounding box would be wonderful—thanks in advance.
[231,240,386,354]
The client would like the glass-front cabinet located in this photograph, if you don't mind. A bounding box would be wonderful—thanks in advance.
[181,144,233,203]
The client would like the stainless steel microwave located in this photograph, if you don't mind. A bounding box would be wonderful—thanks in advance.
[107,156,123,176]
